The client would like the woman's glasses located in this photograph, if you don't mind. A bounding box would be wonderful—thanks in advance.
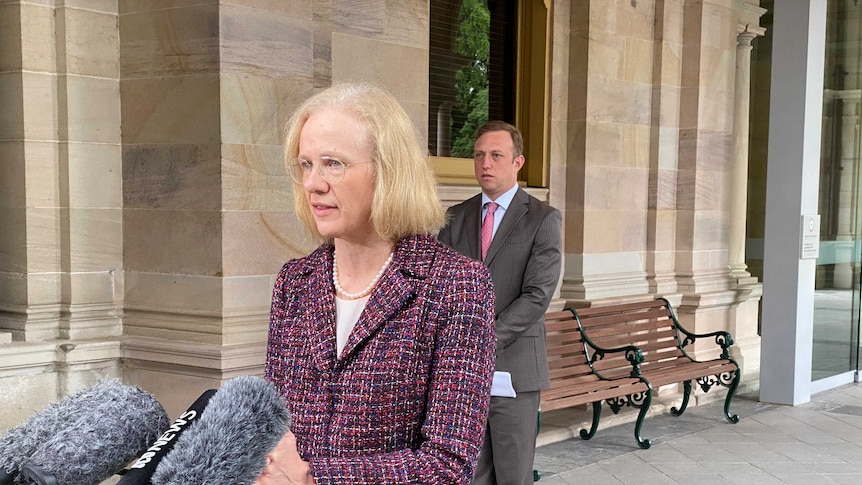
[288,156,373,185]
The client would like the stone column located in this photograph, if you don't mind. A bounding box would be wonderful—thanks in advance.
[0,2,64,343]
[670,1,763,388]
[559,0,652,302]
[0,1,124,430]
[729,29,759,282]
[646,0,684,297]
[436,101,455,157]
[831,91,860,289]
[120,1,434,418]
[723,11,766,386]
[0,3,124,342]
[119,2,304,416]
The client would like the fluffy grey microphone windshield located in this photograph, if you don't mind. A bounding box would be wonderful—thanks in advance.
[0,379,136,480]
[151,376,291,485]
[22,380,170,485]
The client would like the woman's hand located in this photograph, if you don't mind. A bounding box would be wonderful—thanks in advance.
[254,431,314,485]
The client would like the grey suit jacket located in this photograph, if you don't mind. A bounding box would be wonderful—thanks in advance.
[438,188,562,392]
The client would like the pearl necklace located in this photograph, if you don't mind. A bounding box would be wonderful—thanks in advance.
[333,250,394,300]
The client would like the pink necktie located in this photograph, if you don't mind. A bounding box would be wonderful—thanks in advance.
[481,202,498,261]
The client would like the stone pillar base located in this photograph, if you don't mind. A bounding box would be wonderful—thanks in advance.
[560,271,650,302]
[564,292,683,311]
[60,303,122,340]
[647,270,679,296]
[0,339,122,431]
[677,281,762,383]
[729,263,757,283]
[0,305,62,342]
[123,336,267,419]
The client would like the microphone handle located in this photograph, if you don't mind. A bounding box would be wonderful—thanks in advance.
[117,389,217,485]
[19,463,58,485]
[0,468,14,485]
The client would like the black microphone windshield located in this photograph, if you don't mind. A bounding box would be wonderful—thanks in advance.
[117,389,217,485]
[151,376,291,485]
[19,380,170,485]
[0,379,140,484]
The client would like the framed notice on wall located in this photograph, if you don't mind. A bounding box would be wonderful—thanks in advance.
[800,214,820,259]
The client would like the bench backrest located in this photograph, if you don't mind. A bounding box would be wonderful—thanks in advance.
[573,299,684,379]
[544,310,599,389]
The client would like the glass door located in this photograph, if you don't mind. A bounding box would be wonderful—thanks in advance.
[813,0,862,385]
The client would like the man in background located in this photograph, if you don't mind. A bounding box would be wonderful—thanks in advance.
[438,120,563,485]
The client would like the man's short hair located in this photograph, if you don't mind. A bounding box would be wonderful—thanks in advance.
[475,120,524,158]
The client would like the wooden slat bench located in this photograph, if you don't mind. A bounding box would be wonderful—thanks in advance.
[573,298,741,426]
[540,309,654,449]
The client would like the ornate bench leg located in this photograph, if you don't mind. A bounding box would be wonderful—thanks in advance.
[670,380,692,416]
[579,401,602,440]
[632,390,652,449]
[723,368,741,423]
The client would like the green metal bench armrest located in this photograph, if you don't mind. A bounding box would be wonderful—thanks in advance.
[658,298,735,360]
[565,307,645,379]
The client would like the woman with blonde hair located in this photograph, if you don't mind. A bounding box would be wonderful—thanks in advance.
[258,83,496,485]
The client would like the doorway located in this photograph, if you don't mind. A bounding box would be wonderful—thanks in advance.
[813,0,862,387]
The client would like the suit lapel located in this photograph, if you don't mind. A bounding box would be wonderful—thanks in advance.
[462,195,483,261]
[484,188,528,266]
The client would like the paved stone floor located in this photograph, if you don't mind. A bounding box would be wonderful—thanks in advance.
[533,382,862,484]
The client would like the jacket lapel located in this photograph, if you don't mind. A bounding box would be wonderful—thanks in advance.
[301,249,338,372]
[338,270,415,363]
[484,188,528,266]
[463,195,482,261]
[336,238,428,363]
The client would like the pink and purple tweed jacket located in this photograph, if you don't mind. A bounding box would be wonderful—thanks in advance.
[265,234,496,484]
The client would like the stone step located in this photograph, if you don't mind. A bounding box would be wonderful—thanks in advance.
[0,331,11,344]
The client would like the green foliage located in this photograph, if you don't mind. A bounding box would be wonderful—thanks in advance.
[452,87,488,156]
[451,0,490,158]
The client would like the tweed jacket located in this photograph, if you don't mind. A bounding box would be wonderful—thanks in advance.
[265,234,496,485]
[438,188,562,392]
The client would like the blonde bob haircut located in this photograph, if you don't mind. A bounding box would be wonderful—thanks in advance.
[283,83,446,243]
